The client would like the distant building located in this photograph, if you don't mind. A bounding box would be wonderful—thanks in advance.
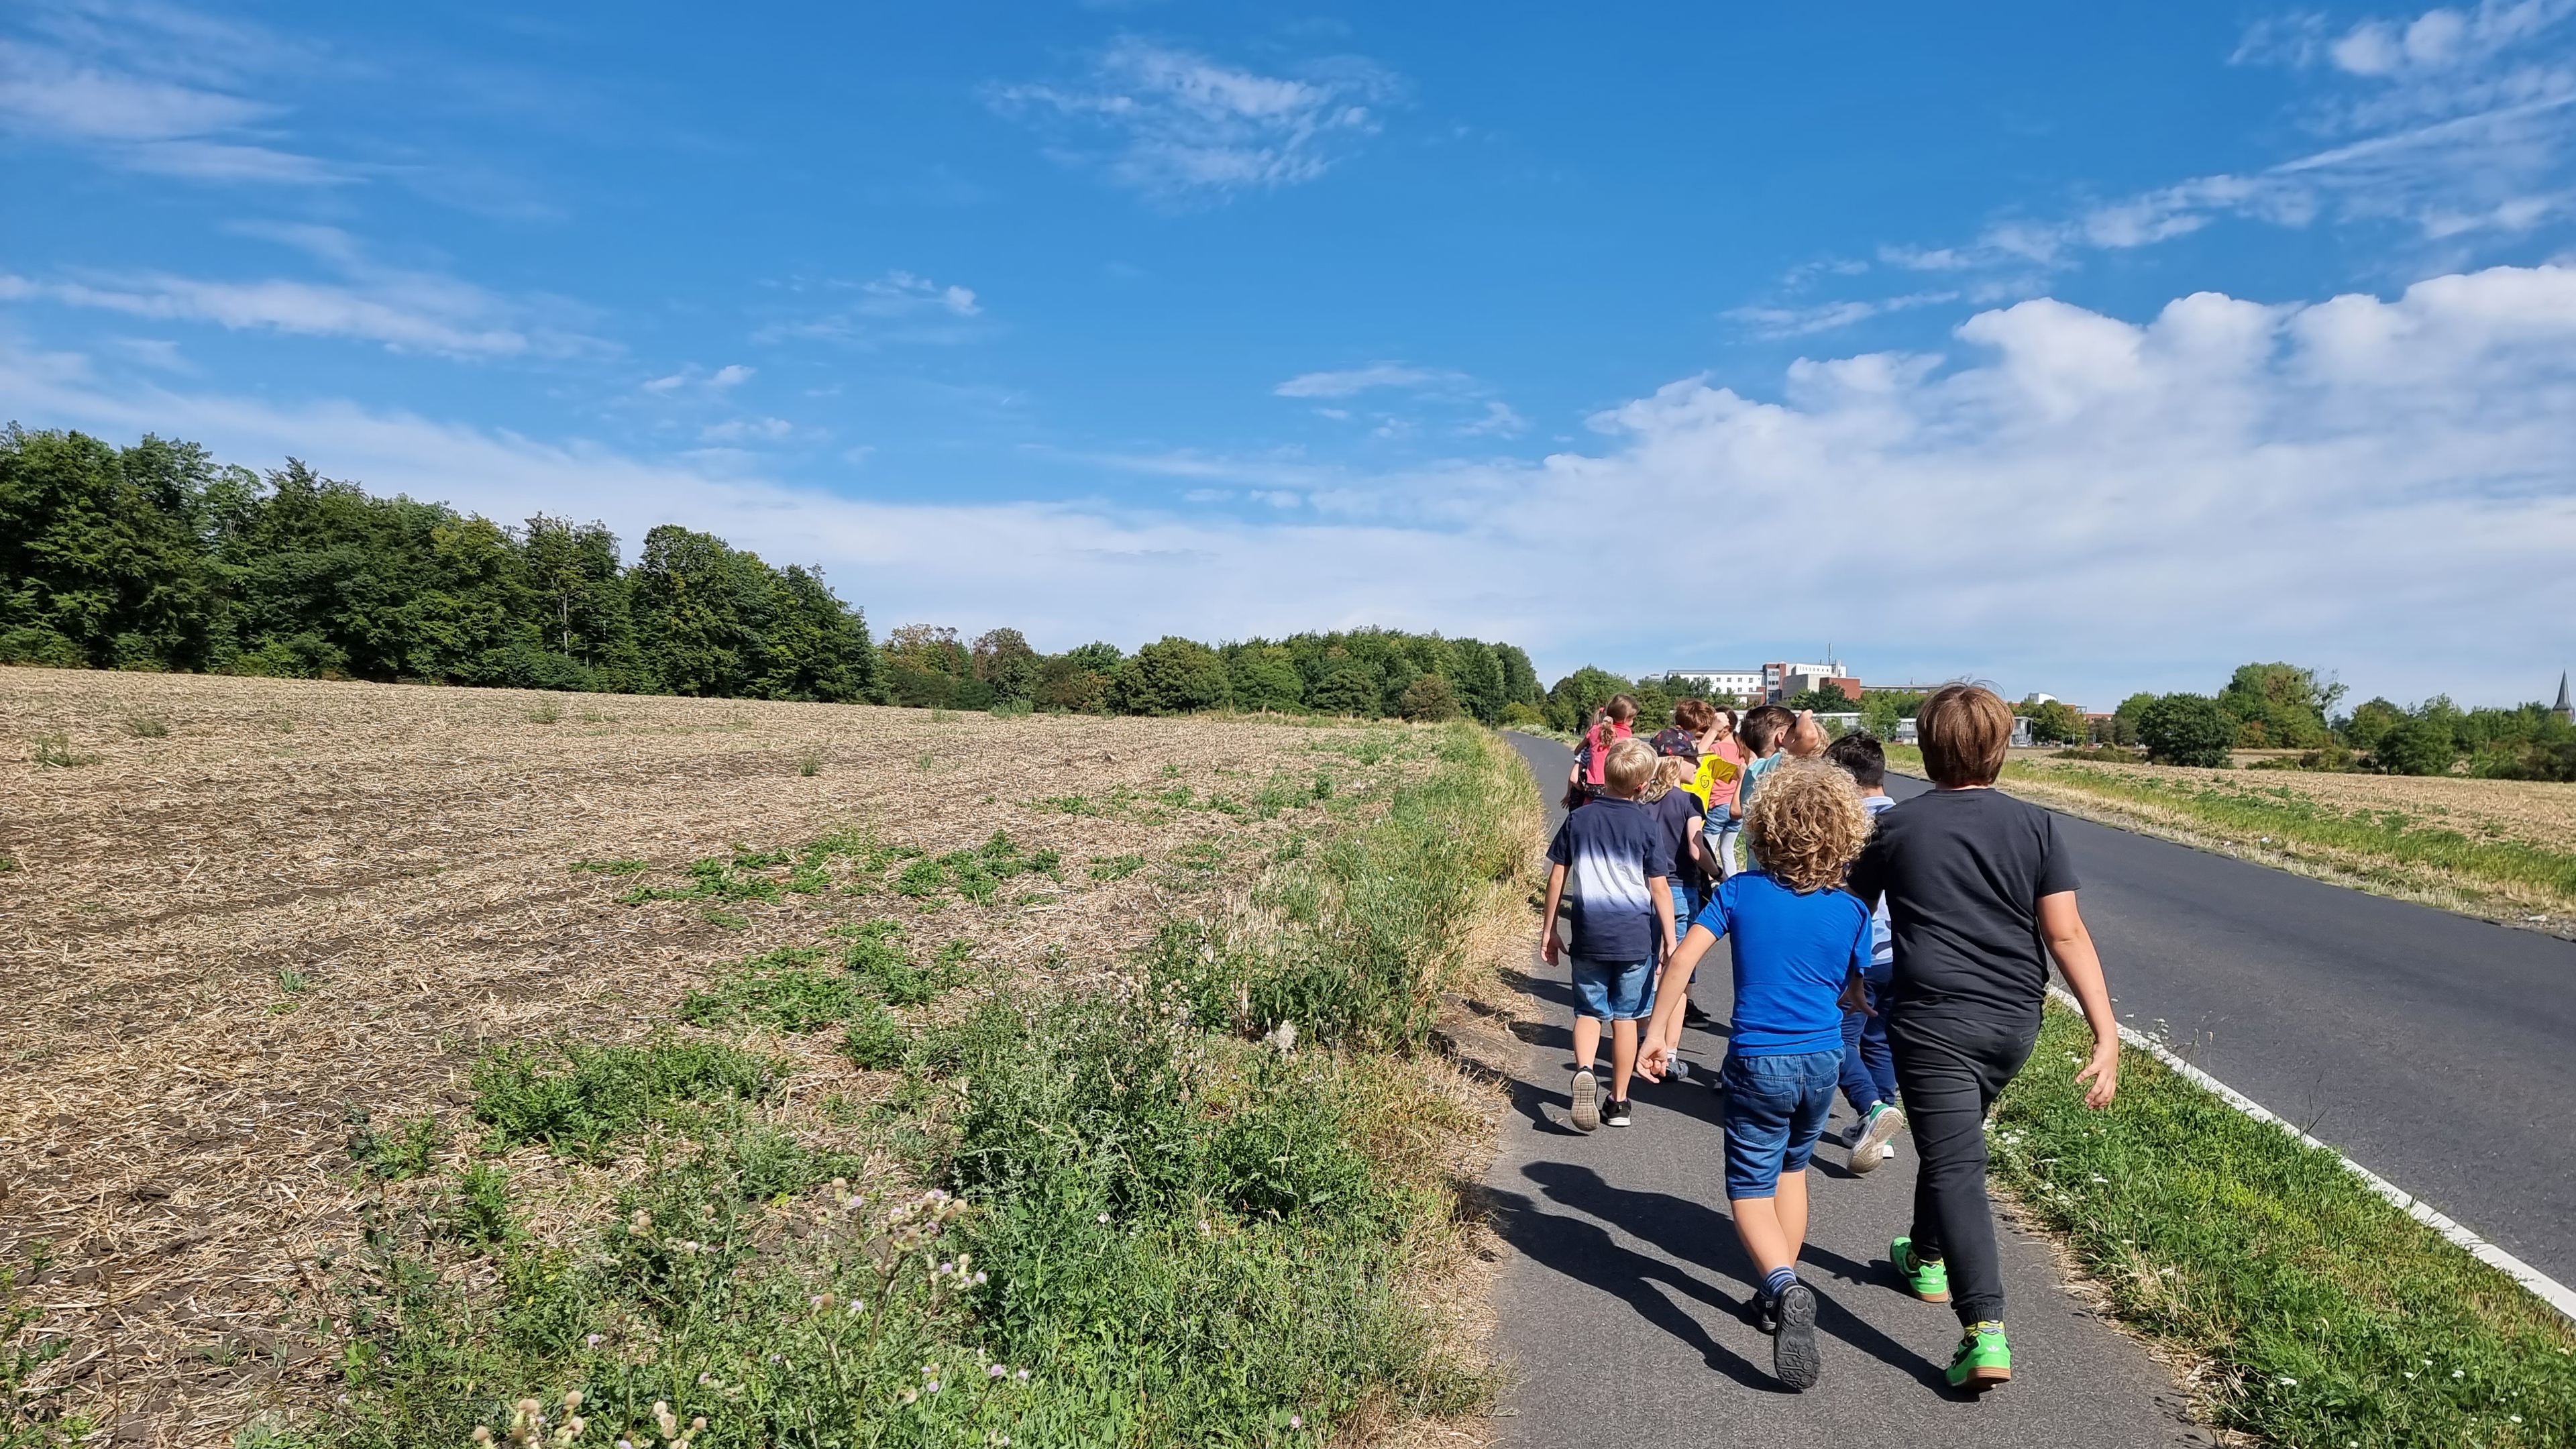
[2557,672,2572,724]
[1664,668,1764,701]
[1762,659,1862,704]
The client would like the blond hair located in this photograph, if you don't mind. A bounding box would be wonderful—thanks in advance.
[1639,753,1693,803]
[1603,737,1657,798]
[1742,758,1873,892]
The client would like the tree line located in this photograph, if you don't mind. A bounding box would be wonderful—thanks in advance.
[0,426,1543,722]
[2104,663,2576,780]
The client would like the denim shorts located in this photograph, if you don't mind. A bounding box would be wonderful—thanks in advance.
[1569,957,1654,1021]
[1720,1049,1843,1198]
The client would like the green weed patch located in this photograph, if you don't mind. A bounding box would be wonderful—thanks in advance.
[313,722,1532,1449]
[468,1038,782,1162]
[1994,1006,2576,1446]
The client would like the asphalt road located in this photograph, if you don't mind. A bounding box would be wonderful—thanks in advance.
[1485,734,2207,1446]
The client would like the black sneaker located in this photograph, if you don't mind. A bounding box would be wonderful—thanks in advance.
[1747,1292,1780,1335]
[1604,1097,1633,1128]
[1772,1282,1821,1391]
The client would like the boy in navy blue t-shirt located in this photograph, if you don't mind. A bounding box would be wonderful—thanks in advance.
[1639,758,1876,1392]
[1540,737,1676,1132]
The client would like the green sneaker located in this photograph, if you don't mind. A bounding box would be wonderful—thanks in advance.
[1891,1236,1950,1303]
[1946,1322,2011,1389]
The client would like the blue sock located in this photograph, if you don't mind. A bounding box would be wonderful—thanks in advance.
[1764,1267,1798,1299]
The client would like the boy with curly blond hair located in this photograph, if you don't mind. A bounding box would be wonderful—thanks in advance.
[1640,757,1876,1393]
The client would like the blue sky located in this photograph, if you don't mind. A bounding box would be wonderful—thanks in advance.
[7,1,2576,708]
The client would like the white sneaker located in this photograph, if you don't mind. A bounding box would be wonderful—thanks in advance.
[1849,1101,1905,1174]
[1570,1069,1600,1132]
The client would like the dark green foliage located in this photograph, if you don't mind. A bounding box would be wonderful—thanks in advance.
[678,946,865,1032]
[567,858,649,875]
[1398,674,1460,722]
[0,427,880,699]
[2344,696,2404,752]
[2216,661,2343,749]
[468,1038,781,1161]
[1542,665,1632,733]
[345,1107,447,1180]
[1780,685,1856,713]
[2371,716,2458,775]
[1110,635,1232,715]
[2021,696,2086,745]
[2476,741,2576,782]
[2137,693,2235,767]
[971,627,1042,704]
[437,1163,519,1250]
[839,1003,910,1068]
[839,921,972,1006]
[1230,644,1306,712]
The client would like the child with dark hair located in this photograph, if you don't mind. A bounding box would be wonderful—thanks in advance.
[1823,731,1902,1173]
[1638,754,1717,1074]
[1847,685,2122,1391]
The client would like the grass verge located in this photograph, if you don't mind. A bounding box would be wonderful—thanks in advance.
[1993,1004,2576,1447]
[288,721,1537,1449]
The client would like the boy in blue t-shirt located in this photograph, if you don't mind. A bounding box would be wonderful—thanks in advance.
[1639,758,1876,1393]
[1540,737,1676,1132]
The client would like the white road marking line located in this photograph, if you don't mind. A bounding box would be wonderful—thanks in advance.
[2045,983,2576,1325]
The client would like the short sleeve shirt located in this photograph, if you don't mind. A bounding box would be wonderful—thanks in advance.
[1845,788,2079,1033]
[1546,797,1664,961]
[1691,872,1871,1055]
[1649,787,1707,892]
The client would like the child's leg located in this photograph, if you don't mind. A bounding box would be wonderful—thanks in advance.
[1609,1018,1639,1100]
[1893,1027,2030,1325]
[1571,1014,1602,1071]
[1776,1168,1810,1262]
[1860,994,1898,1105]
[1731,1191,1799,1277]
[1837,1008,1881,1115]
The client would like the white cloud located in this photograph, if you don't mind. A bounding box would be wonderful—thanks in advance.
[1274,362,1450,397]
[698,416,794,443]
[709,363,755,388]
[9,266,2576,704]
[3,227,598,359]
[1459,400,1529,437]
[647,363,757,392]
[752,271,983,346]
[987,37,1397,201]
[1728,292,1963,339]
[0,3,343,184]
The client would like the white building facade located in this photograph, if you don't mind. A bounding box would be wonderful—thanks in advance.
[1664,668,1764,700]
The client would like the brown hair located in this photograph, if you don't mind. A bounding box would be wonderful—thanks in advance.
[1672,697,1717,733]
[1742,758,1873,892]
[1740,704,1795,755]
[1603,737,1657,798]
[1918,684,2013,787]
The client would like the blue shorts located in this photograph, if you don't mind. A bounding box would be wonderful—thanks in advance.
[1721,1049,1843,1198]
[1570,957,1654,1021]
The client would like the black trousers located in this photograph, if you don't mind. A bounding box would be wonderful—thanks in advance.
[1888,1012,2037,1326]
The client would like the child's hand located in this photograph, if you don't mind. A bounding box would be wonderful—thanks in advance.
[1540,930,1560,966]
[2076,1033,2120,1109]
[1637,1042,1669,1081]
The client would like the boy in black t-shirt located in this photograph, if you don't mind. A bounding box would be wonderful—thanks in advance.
[1844,685,2121,1391]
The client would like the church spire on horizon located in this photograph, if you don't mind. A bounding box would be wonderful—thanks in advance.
[2556,670,2573,723]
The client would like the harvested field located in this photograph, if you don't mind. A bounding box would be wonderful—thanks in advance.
[0,667,1481,1447]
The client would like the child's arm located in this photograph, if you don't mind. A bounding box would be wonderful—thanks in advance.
[1648,872,1674,957]
[2039,890,2119,1109]
[1539,861,1568,966]
[1686,811,1719,878]
[1637,922,1717,1081]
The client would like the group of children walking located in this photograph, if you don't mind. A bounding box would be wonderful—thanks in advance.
[1538,684,2124,1395]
